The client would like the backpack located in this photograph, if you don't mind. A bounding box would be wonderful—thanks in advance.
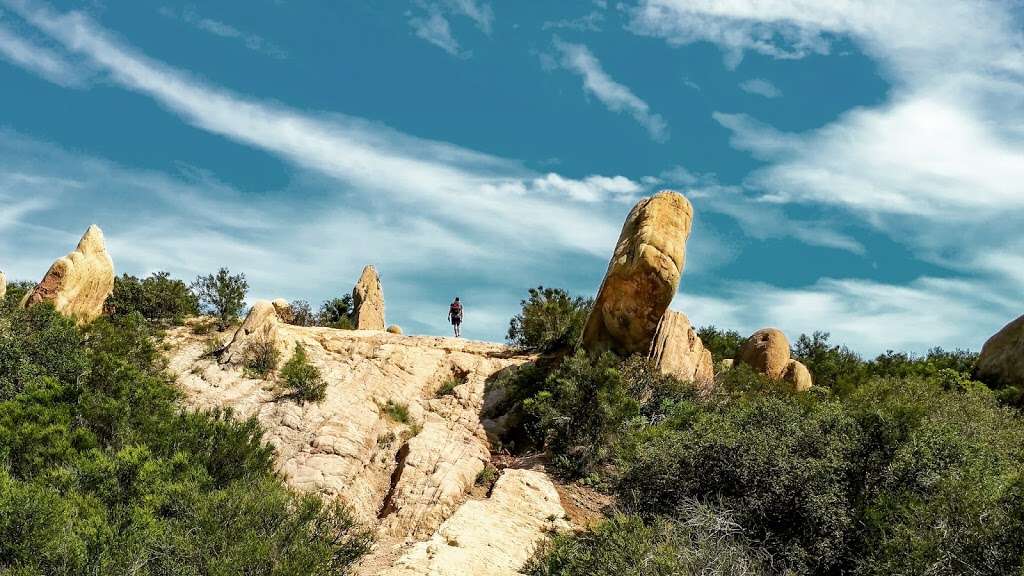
[450,302,463,319]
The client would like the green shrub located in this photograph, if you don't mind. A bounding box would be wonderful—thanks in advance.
[695,325,745,363]
[191,268,248,330]
[507,286,591,352]
[106,271,199,324]
[507,350,638,477]
[318,295,354,329]
[524,507,770,576]
[436,378,459,397]
[279,344,327,402]
[0,280,35,313]
[384,400,411,424]
[475,464,498,487]
[242,335,280,379]
[287,299,316,326]
[0,300,371,575]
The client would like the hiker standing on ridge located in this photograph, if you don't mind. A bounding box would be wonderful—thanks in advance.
[448,297,463,337]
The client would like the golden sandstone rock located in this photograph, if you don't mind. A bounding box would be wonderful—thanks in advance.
[734,328,813,391]
[0,270,6,301]
[975,314,1024,392]
[353,265,386,330]
[582,190,694,357]
[649,310,713,388]
[21,225,114,324]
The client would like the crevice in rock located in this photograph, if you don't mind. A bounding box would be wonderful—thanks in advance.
[377,442,410,519]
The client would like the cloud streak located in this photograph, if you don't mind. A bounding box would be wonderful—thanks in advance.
[158,6,287,60]
[552,38,669,141]
[739,78,781,98]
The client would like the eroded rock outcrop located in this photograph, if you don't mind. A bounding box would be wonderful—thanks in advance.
[782,359,813,392]
[0,271,6,301]
[975,314,1024,392]
[649,310,713,387]
[378,469,568,576]
[164,319,561,574]
[581,191,693,356]
[733,328,813,391]
[353,265,386,330]
[737,328,791,380]
[21,225,114,324]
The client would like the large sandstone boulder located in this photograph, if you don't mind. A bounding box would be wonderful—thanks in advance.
[0,271,6,301]
[581,190,694,356]
[737,328,791,380]
[648,310,713,387]
[21,225,114,324]
[221,300,284,364]
[353,265,385,330]
[782,359,813,392]
[975,314,1024,391]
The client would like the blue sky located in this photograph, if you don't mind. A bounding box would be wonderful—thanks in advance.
[1,0,1022,354]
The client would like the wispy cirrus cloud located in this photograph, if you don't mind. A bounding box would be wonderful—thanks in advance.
[739,78,781,98]
[551,37,669,142]
[542,11,603,32]
[630,0,1024,351]
[407,0,493,58]
[0,18,84,85]
[158,6,287,60]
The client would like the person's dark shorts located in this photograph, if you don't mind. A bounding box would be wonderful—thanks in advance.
[452,316,462,326]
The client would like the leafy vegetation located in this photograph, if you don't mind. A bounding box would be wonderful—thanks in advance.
[279,344,327,402]
[106,271,199,324]
[191,267,249,330]
[383,399,411,424]
[435,377,459,397]
[507,286,591,352]
[318,295,355,329]
[242,335,280,379]
[0,302,370,575]
[287,299,317,327]
[504,292,1024,575]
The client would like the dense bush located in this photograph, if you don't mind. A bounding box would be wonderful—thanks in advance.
[106,271,199,323]
[279,344,327,402]
[507,286,591,352]
[318,295,354,329]
[524,507,769,576]
[191,268,248,329]
[0,303,370,574]
[695,325,745,363]
[287,299,317,326]
[242,335,280,379]
[0,280,34,314]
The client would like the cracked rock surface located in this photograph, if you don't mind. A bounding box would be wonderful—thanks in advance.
[163,311,568,574]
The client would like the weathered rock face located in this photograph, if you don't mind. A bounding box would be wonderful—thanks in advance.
[387,325,403,335]
[975,314,1024,391]
[378,469,568,576]
[737,328,791,380]
[22,225,114,324]
[649,310,713,387]
[0,271,6,301]
[164,320,564,574]
[353,265,386,330]
[581,191,694,356]
[272,298,293,323]
[782,359,813,392]
[221,300,285,365]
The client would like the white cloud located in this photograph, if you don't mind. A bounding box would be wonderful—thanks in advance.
[739,78,781,98]
[158,6,287,60]
[409,10,466,57]
[408,0,493,57]
[677,275,1015,356]
[552,37,669,141]
[0,18,83,85]
[631,0,1024,346]
[543,11,603,32]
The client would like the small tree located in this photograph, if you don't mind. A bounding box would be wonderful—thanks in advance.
[507,286,591,352]
[108,272,198,323]
[696,325,745,363]
[318,295,354,329]
[280,344,326,402]
[191,268,248,329]
[288,300,316,327]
